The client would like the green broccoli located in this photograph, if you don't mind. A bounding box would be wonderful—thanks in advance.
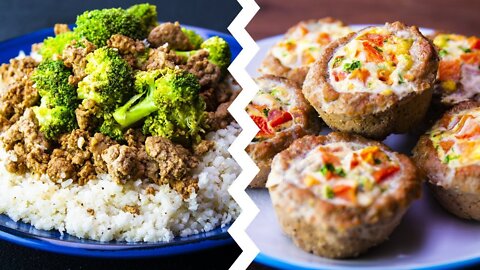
[175,36,231,74]
[99,113,125,141]
[112,68,206,143]
[31,60,78,139]
[39,31,79,60]
[74,8,144,47]
[126,3,158,34]
[77,47,134,110]
[142,97,205,144]
[181,28,204,49]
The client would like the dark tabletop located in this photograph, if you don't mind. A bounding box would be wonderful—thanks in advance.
[0,0,242,269]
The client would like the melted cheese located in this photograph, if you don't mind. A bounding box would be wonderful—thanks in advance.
[270,21,352,69]
[273,142,401,206]
[328,27,417,98]
[430,107,480,168]
[433,34,480,101]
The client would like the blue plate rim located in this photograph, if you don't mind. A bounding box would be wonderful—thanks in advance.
[0,24,240,258]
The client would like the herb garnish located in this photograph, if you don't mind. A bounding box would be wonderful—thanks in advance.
[459,46,472,53]
[343,60,361,73]
[320,163,346,177]
[439,49,448,57]
[323,185,334,199]
[398,73,405,84]
[262,108,270,117]
[443,154,460,164]
[374,46,383,52]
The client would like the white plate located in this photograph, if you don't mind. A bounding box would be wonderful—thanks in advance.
[246,25,480,269]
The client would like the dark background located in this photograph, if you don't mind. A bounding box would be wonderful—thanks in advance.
[0,0,242,270]
[0,0,240,41]
[247,0,480,39]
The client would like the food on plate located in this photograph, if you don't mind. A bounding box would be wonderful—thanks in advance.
[260,18,352,86]
[431,33,480,106]
[413,101,480,220]
[0,4,241,242]
[267,132,421,258]
[246,75,320,187]
[303,21,438,139]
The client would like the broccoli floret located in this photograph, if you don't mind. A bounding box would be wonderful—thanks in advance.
[175,36,231,74]
[99,113,124,141]
[31,60,78,139]
[126,3,158,34]
[112,68,205,143]
[33,102,77,140]
[143,98,205,144]
[77,47,134,110]
[74,8,143,47]
[181,28,204,49]
[39,31,79,60]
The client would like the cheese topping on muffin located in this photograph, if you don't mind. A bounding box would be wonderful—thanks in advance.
[270,21,352,69]
[430,107,480,167]
[328,27,418,97]
[247,86,297,141]
[284,142,401,206]
[433,34,480,102]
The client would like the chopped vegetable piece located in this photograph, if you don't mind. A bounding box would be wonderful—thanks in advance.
[251,115,273,136]
[373,165,400,183]
[268,110,293,127]
[343,60,361,73]
[362,41,384,63]
[333,185,356,202]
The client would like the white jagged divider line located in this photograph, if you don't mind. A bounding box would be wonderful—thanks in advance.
[227,0,261,269]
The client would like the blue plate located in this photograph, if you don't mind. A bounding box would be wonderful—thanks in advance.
[0,25,241,258]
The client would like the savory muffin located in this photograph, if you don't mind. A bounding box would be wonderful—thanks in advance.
[413,101,480,220]
[267,132,421,258]
[259,18,352,86]
[431,33,480,106]
[246,75,320,188]
[303,22,438,139]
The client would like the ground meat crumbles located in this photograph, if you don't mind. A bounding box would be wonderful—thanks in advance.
[0,57,39,131]
[0,20,238,199]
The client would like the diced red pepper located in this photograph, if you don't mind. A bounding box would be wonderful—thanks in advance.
[350,153,360,169]
[363,41,384,63]
[320,151,341,166]
[460,52,480,65]
[332,70,347,81]
[438,60,461,81]
[316,32,331,45]
[268,109,293,127]
[350,68,371,84]
[358,33,386,46]
[333,185,356,202]
[472,39,480,50]
[373,166,400,183]
[251,115,273,137]
[439,140,454,152]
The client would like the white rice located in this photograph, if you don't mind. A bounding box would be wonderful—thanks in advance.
[0,123,241,242]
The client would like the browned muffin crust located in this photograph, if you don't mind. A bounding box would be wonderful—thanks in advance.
[268,132,421,258]
[303,22,438,139]
[412,101,480,220]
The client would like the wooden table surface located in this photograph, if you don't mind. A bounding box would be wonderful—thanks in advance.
[247,0,479,269]
[247,0,480,40]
